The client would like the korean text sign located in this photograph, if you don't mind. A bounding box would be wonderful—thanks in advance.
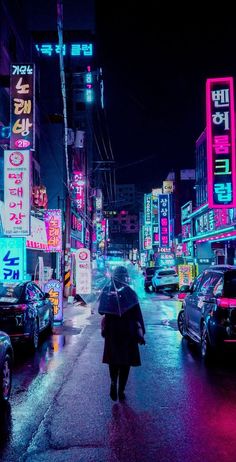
[75,248,91,295]
[144,194,152,224]
[44,210,62,252]
[178,264,194,288]
[4,150,31,236]
[158,194,170,248]
[206,77,236,208]
[0,237,26,281]
[143,224,152,250]
[10,64,35,150]
[71,171,85,211]
[44,279,63,322]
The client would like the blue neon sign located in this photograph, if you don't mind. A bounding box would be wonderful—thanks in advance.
[0,237,26,281]
[35,43,93,57]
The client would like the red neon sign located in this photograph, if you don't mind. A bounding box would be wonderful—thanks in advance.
[206,77,236,208]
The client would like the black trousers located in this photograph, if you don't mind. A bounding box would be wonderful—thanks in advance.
[109,364,130,391]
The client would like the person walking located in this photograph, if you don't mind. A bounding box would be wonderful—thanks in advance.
[98,265,145,401]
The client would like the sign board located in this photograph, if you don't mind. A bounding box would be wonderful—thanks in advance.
[178,264,195,288]
[44,209,62,252]
[75,248,91,295]
[143,224,152,250]
[4,150,31,236]
[35,43,93,57]
[206,77,236,208]
[163,180,174,193]
[144,194,152,224]
[158,194,170,248]
[10,63,35,150]
[0,237,26,281]
[44,279,63,322]
[181,201,193,223]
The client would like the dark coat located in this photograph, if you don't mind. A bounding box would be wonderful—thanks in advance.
[102,304,145,366]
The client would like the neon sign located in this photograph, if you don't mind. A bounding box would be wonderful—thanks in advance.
[0,237,26,281]
[158,194,170,248]
[143,224,152,250]
[206,77,236,208]
[44,209,62,252]
[144,194,152,224]
[10,63,35,150]
[44,279,63,323]
[35,43,93,57]
[71,171,85,211]
[4,150,31,236]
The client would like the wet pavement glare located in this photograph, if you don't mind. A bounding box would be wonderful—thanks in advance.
[1,272,236,461]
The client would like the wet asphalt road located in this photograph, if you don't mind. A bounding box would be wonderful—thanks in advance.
[1,272,236,461]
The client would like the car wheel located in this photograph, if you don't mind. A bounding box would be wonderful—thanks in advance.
[30,318,39,350]
[201,322,212,359]
[177,309,187,338]
[0,353,12,402]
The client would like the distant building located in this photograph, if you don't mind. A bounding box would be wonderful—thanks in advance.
[115,184,136,209]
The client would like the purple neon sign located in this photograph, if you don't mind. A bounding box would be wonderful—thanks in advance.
[206,77,236,208]
[158,194,170,248]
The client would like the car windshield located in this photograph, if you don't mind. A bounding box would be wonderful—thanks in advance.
[223,271,236,298]
[158,270,176,276]
[0,283,24,303]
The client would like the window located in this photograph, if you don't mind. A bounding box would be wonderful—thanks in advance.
[198,272,222,296]
[223,271,236,297]
[191,273,204,292]
[158,270,176,276]
[26,283,43,301]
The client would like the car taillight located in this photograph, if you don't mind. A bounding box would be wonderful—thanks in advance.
[178,293,186,300]
[217,298,236,309]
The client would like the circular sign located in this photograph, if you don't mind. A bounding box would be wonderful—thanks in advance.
[78,251,88,261]
[9,151,24,166]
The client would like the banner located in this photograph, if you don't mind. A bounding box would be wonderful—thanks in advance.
[44,279,63,322]
[158,194,170,248]
[44,209,62,252]
[10,63,35,150]
[4,149,31,236]
[206,77,236,208]
[75,248,91,294]
[0,237,26,281]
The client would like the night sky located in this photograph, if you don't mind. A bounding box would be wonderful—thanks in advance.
[96,3,236,190]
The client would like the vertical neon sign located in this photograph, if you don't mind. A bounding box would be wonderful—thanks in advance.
[10,64,35,150]
[206,77,236,208]
[158,194,170,248]
[143,225,152,250]
[144,194,152,224]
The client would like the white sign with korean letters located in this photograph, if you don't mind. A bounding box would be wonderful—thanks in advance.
[4,150,31,236]
[75,248,91,295]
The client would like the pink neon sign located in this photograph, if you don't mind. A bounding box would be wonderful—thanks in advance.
[44,209,62,252]
[206,77,236,208]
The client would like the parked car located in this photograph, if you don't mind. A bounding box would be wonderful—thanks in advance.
[152,268,179,292]
[0,331,13,401]
[0,281,54,350]
[177,265,236,359]
[143,266,160,291]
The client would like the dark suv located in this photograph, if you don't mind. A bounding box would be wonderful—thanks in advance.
[177,265,236,358]
[143,267,160,291]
